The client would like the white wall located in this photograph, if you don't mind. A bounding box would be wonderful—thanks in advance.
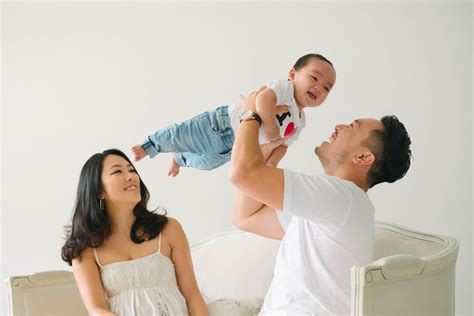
[471,1,474,308]
[0,2,3,312]
[2,2,472,315]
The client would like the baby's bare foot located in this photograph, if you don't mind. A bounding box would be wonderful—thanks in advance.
[131,145,147,162]
[167,155,180,177]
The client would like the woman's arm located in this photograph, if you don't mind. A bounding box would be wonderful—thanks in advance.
[72,248,116,316]
[168,218,209,316]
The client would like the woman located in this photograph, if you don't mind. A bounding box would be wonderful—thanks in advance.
[61,149,208,316]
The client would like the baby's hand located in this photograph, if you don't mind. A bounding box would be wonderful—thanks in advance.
[276,105,290,114]
[131,145,148,162]
[167,154,180,177]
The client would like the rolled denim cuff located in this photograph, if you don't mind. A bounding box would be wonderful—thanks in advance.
[174,153,186,167]
[141,138,159,158]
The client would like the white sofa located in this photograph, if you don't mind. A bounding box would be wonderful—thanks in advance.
[352,222,459,316]
[4,222,459,315]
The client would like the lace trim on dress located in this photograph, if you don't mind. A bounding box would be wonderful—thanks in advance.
[152,289,171,315]
[93,233,162,269]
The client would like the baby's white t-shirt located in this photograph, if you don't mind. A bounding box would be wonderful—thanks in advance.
[260,170,375,315]
[228,79,306,146]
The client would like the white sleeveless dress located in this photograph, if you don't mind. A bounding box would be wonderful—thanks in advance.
[93,234,188,315]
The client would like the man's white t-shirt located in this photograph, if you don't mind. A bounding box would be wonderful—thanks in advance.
[260,170,375,315]
[228,79,306,146]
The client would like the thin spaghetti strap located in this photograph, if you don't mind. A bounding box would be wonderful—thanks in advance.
[93,248,103,268]
[157,233,162,254]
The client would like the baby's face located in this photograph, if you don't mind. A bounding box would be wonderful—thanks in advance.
[290,58,336,108]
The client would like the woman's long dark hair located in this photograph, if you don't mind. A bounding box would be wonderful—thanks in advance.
[61,149,168,265]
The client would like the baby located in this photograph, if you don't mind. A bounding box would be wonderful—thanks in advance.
[132,53,336,176]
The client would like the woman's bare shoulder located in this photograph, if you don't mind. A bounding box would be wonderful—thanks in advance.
[163,216,183,231]
[162,216,187,245]
[72,246,97,266]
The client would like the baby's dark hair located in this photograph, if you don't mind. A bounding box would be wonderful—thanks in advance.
[363,116,412,188]
[294,53,334,71]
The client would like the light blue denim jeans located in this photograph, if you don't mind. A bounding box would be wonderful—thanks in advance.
[141,105,234,170]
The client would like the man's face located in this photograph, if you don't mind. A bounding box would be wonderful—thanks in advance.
[289,58,336,108]
[315,118,384,172]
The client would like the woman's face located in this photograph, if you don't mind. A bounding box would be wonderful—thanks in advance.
[100,154,141,208]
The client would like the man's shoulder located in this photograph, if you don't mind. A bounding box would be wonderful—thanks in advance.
[285,171,343,182]
[285,171,364,194]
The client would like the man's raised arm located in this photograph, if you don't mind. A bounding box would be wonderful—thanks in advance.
[229,88,286,212]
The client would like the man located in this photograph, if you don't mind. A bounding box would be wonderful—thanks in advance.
[229,89,412,315]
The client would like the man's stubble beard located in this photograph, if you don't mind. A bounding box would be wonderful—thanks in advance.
[315,146,329,168]
[315,146,348,172]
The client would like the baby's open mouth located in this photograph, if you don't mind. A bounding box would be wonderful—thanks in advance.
[307,91,317,100]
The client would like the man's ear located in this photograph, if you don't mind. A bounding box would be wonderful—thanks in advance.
[352,151,375,166]
[288,68,296,80]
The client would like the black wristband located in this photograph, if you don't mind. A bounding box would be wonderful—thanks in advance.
[239,111,262,126]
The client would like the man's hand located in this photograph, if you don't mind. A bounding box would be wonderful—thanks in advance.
[239,86,266,112]
[240,87,291,115]
[266,145,288,168]
[264,105,291,142]
[260,139,286,161]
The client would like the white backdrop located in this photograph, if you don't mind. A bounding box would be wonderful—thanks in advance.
[2,1,472,315]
